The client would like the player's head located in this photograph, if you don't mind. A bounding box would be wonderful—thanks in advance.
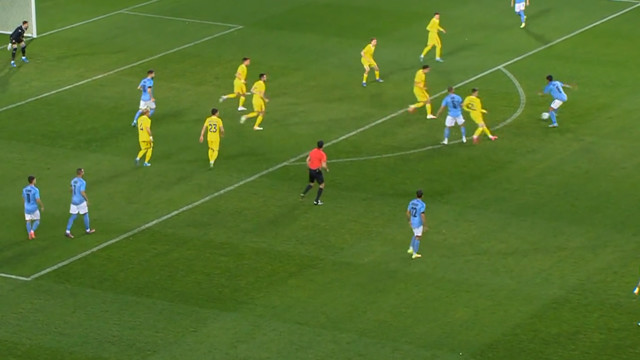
[259,73,267,81]
[371,38,377,45]
[448,86,455,93]
[471,88,479,95]
[76,168,85,177]
[211,108,219,116]
[416,189,423,198]
[141,107,150,115]
[422,64,430,72]
[27,175,36,184]
[317,140,324,149]
[434,12,440,19]
[22,21,28,29]
[147,70,155,78]
[242,57,251,65]
[546,75,553,82]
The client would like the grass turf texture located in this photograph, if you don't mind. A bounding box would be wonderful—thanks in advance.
[1,0,639,358]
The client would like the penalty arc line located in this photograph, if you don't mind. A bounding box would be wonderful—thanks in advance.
[0,26,243,115]
[289,67,526,165]
[0,2,636,282]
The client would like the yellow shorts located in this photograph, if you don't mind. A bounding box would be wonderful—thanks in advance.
[139,140,152,150]
[427,33,441,47]
[361,58,377,68]
[253,98,265,112]
[233,79,247,94]
[470,113,485,125]
[413,88,429,103]
[207,140,219,151]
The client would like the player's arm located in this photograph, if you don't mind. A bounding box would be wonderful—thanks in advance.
[634,277,640,295]
[439,26,446,34]
[219,124,225,137]
[321,159,329,172]
[148,86,154,102]
[406,209,412,224]
[421,212,427,230]
[526,0,530,6]
[36,197,44,211]
[235,71,244,83]
[511,0,514,6]
[199,123,207,143]
[435,104,446,117]
[145,125,153,141]
[80,190,89,204]
[306,155,312,168]
[462,98,473,112]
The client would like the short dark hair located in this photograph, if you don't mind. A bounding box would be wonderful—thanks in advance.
[434,12,439,16]
[371,37,376,42]
[28,175,35,184]
[242,57,250,62]
[22,21,28,25]
[147,69,155,75]
[76,168,84,175]
[317,140,324,149]
[448,86,454,93]
[416,189,423,198]
[422,65,430,70]
[211,108,219,115]
[471,88,478,93]
[546,75,553,82]
[259,73,266,79]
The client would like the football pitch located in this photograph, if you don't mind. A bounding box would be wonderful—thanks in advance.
[1,0,639,358]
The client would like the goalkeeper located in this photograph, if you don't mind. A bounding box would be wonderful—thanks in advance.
[9,21,29,68]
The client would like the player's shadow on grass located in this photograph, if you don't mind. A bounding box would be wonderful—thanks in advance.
[524,8,553,45]
[0,63,18,94]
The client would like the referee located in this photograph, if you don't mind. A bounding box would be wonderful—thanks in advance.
[300,140,329,205]
[9,21,29,68]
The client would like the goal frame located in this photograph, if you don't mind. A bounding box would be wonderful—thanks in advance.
[0,0,37,38]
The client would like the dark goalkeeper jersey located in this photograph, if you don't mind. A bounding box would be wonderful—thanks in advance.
[10,25,26,42]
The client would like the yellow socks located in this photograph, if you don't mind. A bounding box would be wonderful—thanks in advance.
[374,70,380,80]
[254,115,264,128]
[426,104,432,115]
[239,96,245,107]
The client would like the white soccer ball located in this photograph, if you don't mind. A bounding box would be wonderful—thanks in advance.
[541,112,550,120]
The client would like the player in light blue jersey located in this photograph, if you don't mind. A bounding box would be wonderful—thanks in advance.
[22,175,44,240]
[436,86,467,145]
[541,75,573,128]
[65,168,95,238]
[511,0,530,28]
[132,70,156,126]
[406,189,427,259]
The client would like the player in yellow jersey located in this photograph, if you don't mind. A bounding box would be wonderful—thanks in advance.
[199,108,225,168]
[462,88,498,144]
[219,57,250,111]
[135,108,153,167]
[240,73,268,131]
[408,65,437,119]
[360,38,383,87]
[420,13,446,63]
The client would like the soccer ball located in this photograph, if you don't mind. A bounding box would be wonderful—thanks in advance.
[541,112,550,120]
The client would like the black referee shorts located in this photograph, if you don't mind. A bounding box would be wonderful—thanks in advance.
[308,168,324,184]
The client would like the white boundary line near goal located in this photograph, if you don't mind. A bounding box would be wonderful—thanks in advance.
[0,25,243,114]
[1,2,638,282]
[38,0,161,38]
[121,10,243,28]
[288,67,526,165]
[610,0,640,4]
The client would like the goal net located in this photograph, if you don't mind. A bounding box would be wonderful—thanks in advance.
[0,0,37,38]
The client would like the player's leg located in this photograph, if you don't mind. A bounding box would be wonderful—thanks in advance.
[208,142,219,167]
[435,37,443,61]
[362,63,370,86]
[20,41,28,62]
[373,64,382,82]
[549,100,562,127]
[25,219,32,238]
[413,232,422,258]
[132,101,145,126]
[424,94,435,118]
[442,126,451,145]
[10,42,17,67]
[253,110,265,130]
[136,142,148,164]
[221,81,240,102]
[149,102,156,117]
[301,171,315,199]
[144,142,153,164]
[66,205,78,237]
[314,180,325,205]
[237,83,247,110]
[459,118,467,142]
[241,99,261,124]
[421,40,434,60]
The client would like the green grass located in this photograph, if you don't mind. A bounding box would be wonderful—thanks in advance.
[1,0,640,358]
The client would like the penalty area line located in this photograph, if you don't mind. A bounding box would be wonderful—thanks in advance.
[5,1,635,282]
[121,11,243,28]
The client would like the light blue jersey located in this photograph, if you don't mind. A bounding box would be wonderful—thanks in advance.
[407,198,426,228]
[442,94,463,117]
[544,81,568,102]
[515,0,526,4]
[70,177,86,205]
[139,78,154,101]
[22,185,40,213]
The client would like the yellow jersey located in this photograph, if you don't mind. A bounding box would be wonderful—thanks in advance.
[204,116,223,142]
[361,43,375,60]
[236,64,247,82]
[251,80,266,99]
[138,115,151,142]
[414,69,426,89]
[427,17,443,33]
[463,95,483,114]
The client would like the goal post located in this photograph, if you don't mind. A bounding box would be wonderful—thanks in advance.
[0,0,37,38]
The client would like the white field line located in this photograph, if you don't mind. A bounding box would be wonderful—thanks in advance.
[0,26,242,114]
[288,67,526,165]
[38,0,160,38]
[122,10,242,27]
[0,2,636,282]
[0,273,31,281]
[610,0,640,3]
